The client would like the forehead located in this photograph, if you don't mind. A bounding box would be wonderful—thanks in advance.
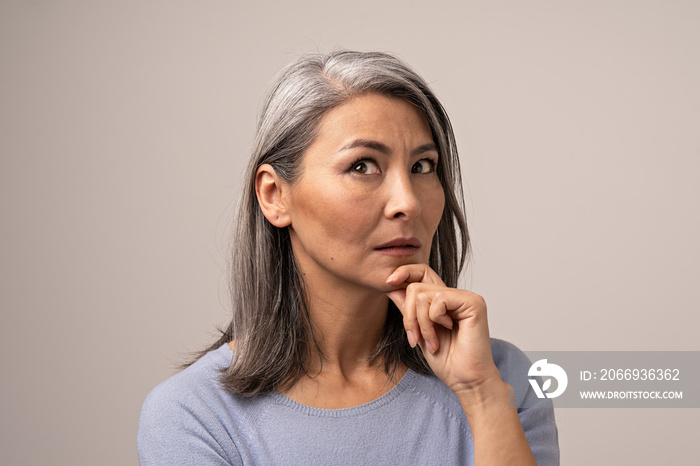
[310,93,434,150]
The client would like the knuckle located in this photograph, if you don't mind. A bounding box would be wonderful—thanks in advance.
[417,313,433,327]
[466,290,486,307]
[429,304,445,318]
[406,282,422,294]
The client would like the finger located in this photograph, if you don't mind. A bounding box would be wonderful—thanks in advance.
[395,284,487,324]
[412,285,439,354]
[388,288,421,348]
[385,289,406,311]
[437,290,487,323]
[428,294,454,330]
[401,284,422,348]
[386,263,445,287]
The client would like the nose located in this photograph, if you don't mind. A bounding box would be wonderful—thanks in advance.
[384,171,421,220]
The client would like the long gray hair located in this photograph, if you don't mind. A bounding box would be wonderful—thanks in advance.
[195,50,469,396]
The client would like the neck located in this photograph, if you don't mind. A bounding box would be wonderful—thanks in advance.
[280,260,409,409]
[303,280,390,375]
[283,281,407,409]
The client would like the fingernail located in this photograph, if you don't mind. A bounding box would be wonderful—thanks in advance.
[406,330,417,348]
[386,272,397,283]
[425,340,436,354]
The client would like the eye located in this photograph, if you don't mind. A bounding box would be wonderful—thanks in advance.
[411,159,437,174]
[351,159,381,175]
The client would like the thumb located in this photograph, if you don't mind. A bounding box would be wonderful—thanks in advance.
[386,289,406,312]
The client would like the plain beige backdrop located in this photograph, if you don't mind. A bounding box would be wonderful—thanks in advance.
[1,0,698,464]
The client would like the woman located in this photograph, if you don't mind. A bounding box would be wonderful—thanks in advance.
[138,50,559,465]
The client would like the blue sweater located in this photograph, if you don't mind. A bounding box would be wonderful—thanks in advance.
[138,339,559,465]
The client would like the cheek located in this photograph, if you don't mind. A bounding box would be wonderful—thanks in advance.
[425,186,446,233]
[291,183,376,246]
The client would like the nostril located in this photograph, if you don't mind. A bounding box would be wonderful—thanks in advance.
[385,180,422,220]
[388,200,421,220]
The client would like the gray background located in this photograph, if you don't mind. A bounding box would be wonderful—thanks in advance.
[1,0,698,464]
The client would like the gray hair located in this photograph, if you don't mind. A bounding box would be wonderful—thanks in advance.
[193,50,469,396]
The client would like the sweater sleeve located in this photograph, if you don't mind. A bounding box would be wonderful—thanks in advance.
[137,381,242,466]
[491,338,561,466]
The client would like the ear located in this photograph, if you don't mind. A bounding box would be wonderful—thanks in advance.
[255,164,292,228]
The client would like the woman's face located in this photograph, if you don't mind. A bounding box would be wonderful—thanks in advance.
[284,92,445,294]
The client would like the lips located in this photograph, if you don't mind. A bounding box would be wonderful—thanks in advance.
[375,237,421,249]
[374,238,421,256]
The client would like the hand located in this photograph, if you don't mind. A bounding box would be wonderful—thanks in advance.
[385,263,502,395]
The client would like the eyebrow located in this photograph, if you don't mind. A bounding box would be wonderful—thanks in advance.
[336,139,438,156]
[412,143,438,156]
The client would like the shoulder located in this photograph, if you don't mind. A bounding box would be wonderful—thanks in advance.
[490,336,530,368]
[490,338,535,406]
[140,344,232,417]
[137,344,243,465]
[490,338,561,465]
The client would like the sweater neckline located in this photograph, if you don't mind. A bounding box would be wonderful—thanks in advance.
[216,343,419,418]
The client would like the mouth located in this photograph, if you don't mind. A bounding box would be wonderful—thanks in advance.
[374,238,421,256]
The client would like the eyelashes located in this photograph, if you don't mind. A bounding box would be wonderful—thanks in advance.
[411,159,437,174]
[350,158,381,175]
[348,157,438,175]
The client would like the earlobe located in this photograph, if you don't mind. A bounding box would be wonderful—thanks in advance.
[255,164,292,228]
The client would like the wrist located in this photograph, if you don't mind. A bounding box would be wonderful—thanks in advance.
[453,376,516,417]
